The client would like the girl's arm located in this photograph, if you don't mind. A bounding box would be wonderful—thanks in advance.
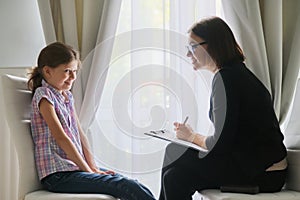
[75,113,115,175]
[39,98,93,173]
[75,114,97,171]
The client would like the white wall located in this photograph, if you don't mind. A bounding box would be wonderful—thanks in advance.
[0,0,45,67]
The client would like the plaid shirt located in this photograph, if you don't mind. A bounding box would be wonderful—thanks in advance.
[31,80,84,180]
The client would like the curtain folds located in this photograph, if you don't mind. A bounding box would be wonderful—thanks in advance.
[37,0,101,58]
[221,0,300,126]
[73,0,122,133]
[37,0,122,133]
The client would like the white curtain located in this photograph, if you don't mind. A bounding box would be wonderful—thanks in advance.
[72,0,122,136]
[221,0,300,148]
[38,0,79,49]
[88,0,222,197]
[221,0,300,123]
[38,0,116,58]
[284,78,300,149]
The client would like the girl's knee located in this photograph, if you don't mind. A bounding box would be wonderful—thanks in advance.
[116,178,155,200]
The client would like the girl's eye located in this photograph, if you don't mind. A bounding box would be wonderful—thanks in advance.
[65,69,78,74]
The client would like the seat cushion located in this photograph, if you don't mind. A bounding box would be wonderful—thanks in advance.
[200,189,300,200]
[25,190,118,200]
[200,149,300,199]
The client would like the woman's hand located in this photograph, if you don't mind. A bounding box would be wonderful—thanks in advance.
[173,122,208,149]
[173,122,196,143]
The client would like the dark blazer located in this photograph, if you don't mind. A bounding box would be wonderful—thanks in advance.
[206,61,287,178]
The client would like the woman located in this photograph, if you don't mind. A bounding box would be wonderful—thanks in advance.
[159,17,287,200]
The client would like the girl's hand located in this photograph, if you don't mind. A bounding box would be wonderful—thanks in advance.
[173,122,196,143]
[93,168,115,175]
[104,170,116,175]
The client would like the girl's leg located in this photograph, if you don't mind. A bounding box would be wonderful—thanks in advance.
[41,170,155,200]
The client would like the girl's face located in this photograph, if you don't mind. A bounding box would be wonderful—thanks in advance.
[43,60,78,93]
[186,32,216,72]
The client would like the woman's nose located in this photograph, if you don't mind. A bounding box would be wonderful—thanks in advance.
[186,50,192,57]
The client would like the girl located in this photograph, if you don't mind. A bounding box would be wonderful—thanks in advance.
[28,42,156,200]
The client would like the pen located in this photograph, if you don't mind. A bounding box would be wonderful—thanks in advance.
[183,116,189,124]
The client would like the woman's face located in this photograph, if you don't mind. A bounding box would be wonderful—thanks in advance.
[186,32,214,71]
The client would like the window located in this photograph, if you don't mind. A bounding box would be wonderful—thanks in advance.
[92,0,222,195]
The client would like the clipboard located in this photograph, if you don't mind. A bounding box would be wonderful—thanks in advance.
[144,129,208,152]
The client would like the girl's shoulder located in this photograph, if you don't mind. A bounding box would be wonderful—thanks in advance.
[32,86,57,106]
[34,86,53,98]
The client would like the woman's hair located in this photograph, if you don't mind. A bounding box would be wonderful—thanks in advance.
[27,42,80,93]
[188,16,245,67]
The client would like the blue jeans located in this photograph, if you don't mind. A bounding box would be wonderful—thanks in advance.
[41,169,156,200]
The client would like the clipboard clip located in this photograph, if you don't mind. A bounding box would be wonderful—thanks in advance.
[150,129,167,134]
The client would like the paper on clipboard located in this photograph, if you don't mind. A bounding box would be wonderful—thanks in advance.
[144,129,208,152]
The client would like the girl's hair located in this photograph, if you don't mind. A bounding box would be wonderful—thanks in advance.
[27,42,80,93]
[188,16,245,67]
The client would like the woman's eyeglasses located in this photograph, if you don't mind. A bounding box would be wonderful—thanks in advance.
[186,41,207,54]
